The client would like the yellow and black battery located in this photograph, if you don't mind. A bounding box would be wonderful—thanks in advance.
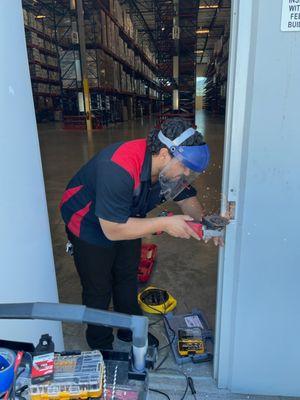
[177,328,205,357]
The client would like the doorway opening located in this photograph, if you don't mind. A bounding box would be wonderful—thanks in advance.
[21,0,231,387]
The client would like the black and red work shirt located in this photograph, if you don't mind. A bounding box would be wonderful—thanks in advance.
[60,138,196,246]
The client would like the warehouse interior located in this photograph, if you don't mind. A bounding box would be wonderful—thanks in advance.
[2,0,298,398]
[2,0,300,398]
[19,0,234,397]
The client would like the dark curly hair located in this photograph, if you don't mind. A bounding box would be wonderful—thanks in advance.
[147,118,204,155]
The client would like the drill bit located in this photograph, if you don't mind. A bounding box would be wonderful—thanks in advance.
[111,365,118,400]
[103,364,107,400]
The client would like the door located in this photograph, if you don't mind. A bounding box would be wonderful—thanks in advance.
[214,0,300,396]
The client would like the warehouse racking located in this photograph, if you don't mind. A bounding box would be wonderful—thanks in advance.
[23,7,63,122]
[203,23,230,114]
[22,0,164,127]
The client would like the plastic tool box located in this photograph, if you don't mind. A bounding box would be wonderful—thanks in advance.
[138,244,157,283]
[29,350,104,399]
[164,309,214,365]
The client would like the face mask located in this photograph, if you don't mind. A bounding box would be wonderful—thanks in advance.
[158,128,210,200]
[159,157,201,200]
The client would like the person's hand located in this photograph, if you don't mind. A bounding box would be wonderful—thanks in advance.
[210,236,224,247]
[162,215,201,240]
[203,214,229,246]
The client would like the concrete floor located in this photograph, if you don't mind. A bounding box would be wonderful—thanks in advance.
[38,112,289,400]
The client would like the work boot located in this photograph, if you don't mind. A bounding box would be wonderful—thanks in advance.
[117,329,159,348]
[86,327,114,351]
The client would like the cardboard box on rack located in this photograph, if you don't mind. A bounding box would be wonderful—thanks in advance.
[86,49,98,88]
[29,63,41,77]
[44,26,54,39]
[46,56,58,67]
[120,68,126,92]
[98,50,106,86]
[100,10,107,47]
[50,84,61,95]
[94,16,102,44]
[36,20,43,32]
[115,0,123,25]
[109,0,114,15]
[56,17,73,45]
[49,70,59,81]
[85,21,94,44]
[26,31,39,46]
[28,47,41,63]
[111,19,117,53]
[114,24,119,54]
[23,9,28,26]
[27,11,37,29]
[105,15,111,50]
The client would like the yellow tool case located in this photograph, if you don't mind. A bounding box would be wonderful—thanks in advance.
[29,351,104,400]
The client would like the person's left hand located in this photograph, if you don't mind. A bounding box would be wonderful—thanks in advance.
[203,236,224,246]
[213,236,224,247]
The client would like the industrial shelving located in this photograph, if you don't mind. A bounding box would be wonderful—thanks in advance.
[204,30,230,114]
[22,0,163,127]
[23,7,63,122]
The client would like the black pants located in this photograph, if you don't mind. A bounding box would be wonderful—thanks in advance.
[67,229,142,349]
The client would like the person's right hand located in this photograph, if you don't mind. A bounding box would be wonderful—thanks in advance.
[162,215,201,240]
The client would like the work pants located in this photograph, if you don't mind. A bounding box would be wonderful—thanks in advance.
[67,228,142,349]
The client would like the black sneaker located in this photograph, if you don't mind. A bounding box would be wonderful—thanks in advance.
[117,329,159,348]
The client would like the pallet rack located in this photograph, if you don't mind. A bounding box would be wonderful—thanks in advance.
[22,0,164,127]
[23,7,63,122]
[203,26,230,114]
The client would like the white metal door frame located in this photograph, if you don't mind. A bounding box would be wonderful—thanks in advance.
[213,0,254,388]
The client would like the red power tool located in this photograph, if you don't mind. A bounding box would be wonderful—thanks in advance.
[157,211,229,240]
[186,215,229,240]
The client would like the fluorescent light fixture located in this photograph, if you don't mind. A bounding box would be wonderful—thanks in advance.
[195,50,204,54]
[36,15,46,19]
[196,29,210,34]
[199,4,219,9]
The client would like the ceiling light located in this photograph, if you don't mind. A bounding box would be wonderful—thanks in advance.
[199,4,219,9]
[36,15,46,19]
[161,27,165,31]
[195,50,204,54]
[196,29,210,34]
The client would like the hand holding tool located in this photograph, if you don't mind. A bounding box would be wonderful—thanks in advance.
[186,214,229,241]
[157,211,229,241]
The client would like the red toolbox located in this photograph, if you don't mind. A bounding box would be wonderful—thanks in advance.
[138,244,157,283]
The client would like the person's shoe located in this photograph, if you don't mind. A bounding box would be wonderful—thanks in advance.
[117,329,159,348]
[117,329,132,342]
[86,335,113,351]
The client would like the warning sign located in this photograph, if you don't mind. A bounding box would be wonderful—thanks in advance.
[281,0,300,31]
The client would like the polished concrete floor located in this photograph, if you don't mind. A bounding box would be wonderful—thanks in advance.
[38,112,287,399]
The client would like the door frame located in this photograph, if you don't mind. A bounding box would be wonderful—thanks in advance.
[213,0,254,388]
